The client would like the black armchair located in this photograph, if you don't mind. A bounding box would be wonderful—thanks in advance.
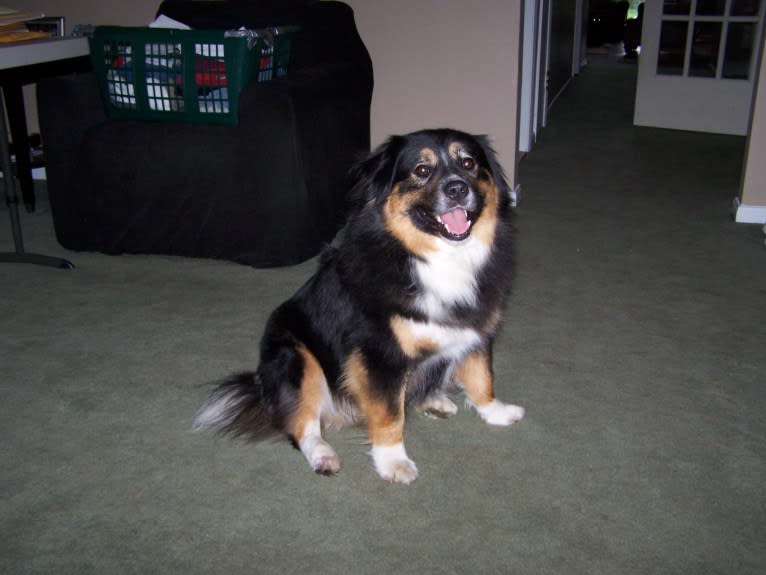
[36,1,372,267]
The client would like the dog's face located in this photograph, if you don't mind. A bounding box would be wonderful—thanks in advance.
[351,129,510,255]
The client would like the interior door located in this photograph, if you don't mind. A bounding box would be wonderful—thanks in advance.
[634,0,765,136]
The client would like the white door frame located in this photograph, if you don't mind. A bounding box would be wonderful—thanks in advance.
[634,0,765,136]
[519,0,552,153]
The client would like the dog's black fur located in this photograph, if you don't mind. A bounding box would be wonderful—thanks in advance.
[194,129,524,483]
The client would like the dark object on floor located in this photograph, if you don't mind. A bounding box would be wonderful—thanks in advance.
[36,1,373,267]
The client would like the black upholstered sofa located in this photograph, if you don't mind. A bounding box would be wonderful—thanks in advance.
[37,0,372,267]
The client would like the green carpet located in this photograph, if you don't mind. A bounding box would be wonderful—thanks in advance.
[1,56,764,574]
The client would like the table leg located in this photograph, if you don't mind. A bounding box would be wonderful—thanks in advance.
[0,87,73,269]
[3,82,35,212]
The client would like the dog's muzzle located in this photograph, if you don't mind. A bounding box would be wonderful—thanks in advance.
[435,177,477,240]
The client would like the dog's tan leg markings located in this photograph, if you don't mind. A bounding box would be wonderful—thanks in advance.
[343,351,419,484]
[288,345,340,475]
[455,350,525,426]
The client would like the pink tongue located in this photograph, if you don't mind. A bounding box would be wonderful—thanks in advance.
[441,208,470,235]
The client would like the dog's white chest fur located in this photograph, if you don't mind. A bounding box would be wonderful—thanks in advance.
[413,236,490,319]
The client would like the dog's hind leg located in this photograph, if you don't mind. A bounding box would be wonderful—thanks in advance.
[456,349,525,426]
[412,359,458,419]
[419,393,458,419]
[287,345,341,476]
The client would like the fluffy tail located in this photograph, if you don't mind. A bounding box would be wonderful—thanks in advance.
[192,372,280,441]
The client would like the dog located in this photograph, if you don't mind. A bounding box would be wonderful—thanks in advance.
[193,128,524,484]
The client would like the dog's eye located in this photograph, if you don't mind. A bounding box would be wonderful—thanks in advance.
[414,164,432,179]
[461,157,476,171]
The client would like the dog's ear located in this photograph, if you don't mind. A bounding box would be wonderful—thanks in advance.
[475,135,513,208]
[348,135,405,209]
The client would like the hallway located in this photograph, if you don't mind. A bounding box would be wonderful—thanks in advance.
[508,53,766,572]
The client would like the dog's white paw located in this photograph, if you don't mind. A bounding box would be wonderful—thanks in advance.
[419,393,458,419]
[477,400,525,426]
[300,436,341,476]
[371,443,419,484]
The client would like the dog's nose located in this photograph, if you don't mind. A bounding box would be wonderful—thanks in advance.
[444,179,469,202]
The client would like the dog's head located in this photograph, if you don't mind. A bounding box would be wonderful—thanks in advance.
[349,129,511,254]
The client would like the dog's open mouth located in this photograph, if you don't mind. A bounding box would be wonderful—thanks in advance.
[435,207,473,241]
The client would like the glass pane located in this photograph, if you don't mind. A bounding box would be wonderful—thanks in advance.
[731,0,761,16]
[696,0,726,14]
[722,22,755,79]
[663,0,691,14]
[690,22,722,77]
[658,21,689,75]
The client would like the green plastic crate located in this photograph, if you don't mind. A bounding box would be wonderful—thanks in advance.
[89,25,297,125]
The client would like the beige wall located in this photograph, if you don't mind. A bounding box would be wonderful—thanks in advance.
[740,36,766,211]
[345,0,522,186]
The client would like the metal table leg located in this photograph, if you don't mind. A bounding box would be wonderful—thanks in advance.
[0,88,74,269]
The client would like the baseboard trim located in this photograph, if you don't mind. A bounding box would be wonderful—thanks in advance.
[733,197,766,224]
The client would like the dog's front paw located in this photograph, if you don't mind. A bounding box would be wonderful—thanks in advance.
[371,444,419,484]
[477,400,525,426]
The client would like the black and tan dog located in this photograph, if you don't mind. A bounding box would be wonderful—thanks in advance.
[193,129,524,484]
